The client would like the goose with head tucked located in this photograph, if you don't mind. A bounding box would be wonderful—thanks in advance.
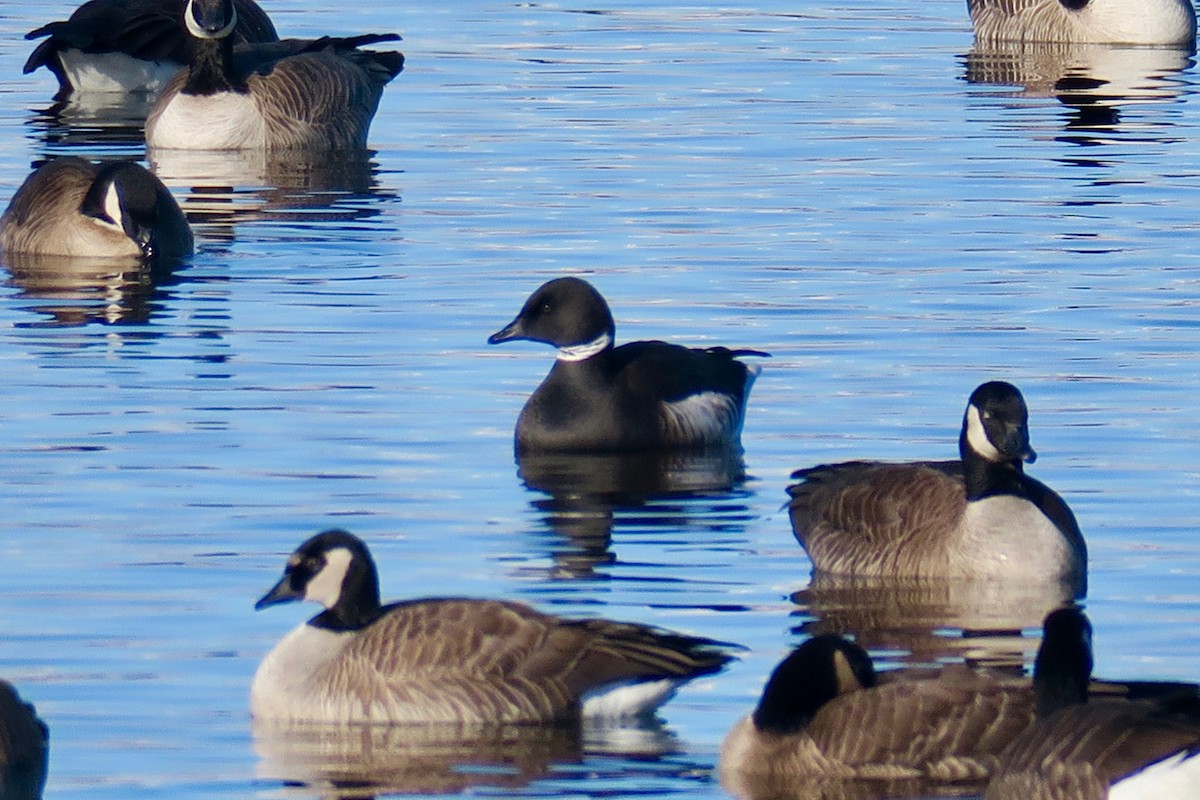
[23,0,278,98]
[488,277,766,453]
[986,607,1200,800]
[145,0,404,151]
[967,0,1196,45]
[0,156,193,260]
[251,529,736,724]
[719,634,1037,795]
[787,381,1086,584]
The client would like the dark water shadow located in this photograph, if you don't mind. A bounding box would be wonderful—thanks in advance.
[252,716,679,798]
[1,250,186,327]
[516,448,751,580]
[791,570,1085,671]
[962,42,1194,146]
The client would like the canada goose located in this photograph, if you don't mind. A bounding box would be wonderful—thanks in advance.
[24,0,278,98]
[0,680,48,800]
[0,157,193,260]
[968,0,1196,45]
[986,608,1200,799]
[488,277,767,453]
[145,0,403,151]
[250,529,735,724]
[718,634,1036,796]
[787,381,1087,583]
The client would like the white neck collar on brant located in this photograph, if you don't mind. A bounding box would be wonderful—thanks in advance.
[556,332,612,362]
[185,0,238,39]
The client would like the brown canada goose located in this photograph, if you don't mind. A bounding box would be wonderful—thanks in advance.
[0,680,48,800]
[250,529,735,724]
[986,608,1200,800]
[23,0,278,98]
[718,634,1036,796]
[488,277,767,452]
[787,381,1087,583]
[145,0,403,151]
[0,157,193,260]
[968,0,1196,45]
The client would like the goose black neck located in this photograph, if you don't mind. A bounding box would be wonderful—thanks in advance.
[184,36,244,95]
[959,429,1026,501]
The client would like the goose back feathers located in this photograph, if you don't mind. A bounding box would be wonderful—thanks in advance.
[145,0,403,151]
[488,277,765,453]
[251,530,734,724]
[787,381,1086,582]
[0,157,193,260]
[719,635,1036,793]
[987,608,1200,800]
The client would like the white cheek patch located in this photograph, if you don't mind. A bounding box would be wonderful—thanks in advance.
[556,332,612,362]
[102,182,124,231]
[303,547,353,609]
[965,404,1004,461]
[185,0,238,39]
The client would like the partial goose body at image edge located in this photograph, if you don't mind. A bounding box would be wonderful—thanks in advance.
[488,277,767,453]
[0,156,194,260]
[787,381,1087,583]
[986,607,1200,800]
[967,0,1197,45]
[23,0,279,97]
[250,530,736,725]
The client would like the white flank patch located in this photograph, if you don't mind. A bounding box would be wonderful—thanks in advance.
[1110,748,1200,800]
[556,332,612,362]
[581,678,679,719]
[57,50,180,94]
[662,391,741,444]
[964,404,1004,461]
[304,547,353,609]
[148,91,265,150]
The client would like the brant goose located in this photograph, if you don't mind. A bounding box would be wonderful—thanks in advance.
[251,529,736,724]
[787,381,1086,583]
[488,277,766,452]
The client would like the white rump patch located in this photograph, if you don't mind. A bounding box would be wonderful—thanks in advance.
[964,404,1004,461]
[581,678,679,719]
[556,332,612,362]
[57,50,179,94]
[1110,748,1200,800]
[304,547,353,609]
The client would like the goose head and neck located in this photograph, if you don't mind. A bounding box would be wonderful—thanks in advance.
[1032,607,1093,716]
[182,0,244,95]
[488,277,617,365]
[255,529,383,631]
[751,635,876,735]
[958,380,1037,500]
[80,163,164,259]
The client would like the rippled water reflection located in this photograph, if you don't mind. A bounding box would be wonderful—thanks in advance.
[1,1,1199,799]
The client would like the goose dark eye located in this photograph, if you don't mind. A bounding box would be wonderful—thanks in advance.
[541,302,552,314]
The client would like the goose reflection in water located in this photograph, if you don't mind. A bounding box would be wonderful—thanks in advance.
[515,448,751,580]
[962,42,1193,142]
[148,148,392,246]
[1,251,182,327]
[791,570,1084,672]
[253,717,679,798]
